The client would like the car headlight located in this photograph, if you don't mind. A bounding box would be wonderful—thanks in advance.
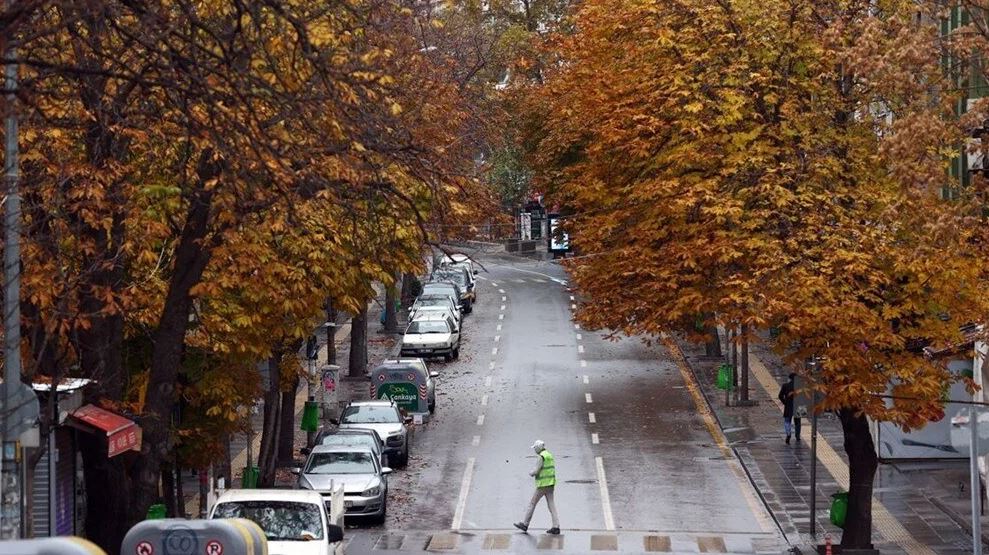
[362,484,381,497]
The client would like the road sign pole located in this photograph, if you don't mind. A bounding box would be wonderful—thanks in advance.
[809,359,819,540]
[972,406,983,555]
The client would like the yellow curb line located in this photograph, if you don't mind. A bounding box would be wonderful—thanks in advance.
[662,336,778,537]
[747,354,936,555]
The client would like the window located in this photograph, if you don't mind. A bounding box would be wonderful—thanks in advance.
[341,405,400,424]
[305,451,377,474]
[407,320,450,334]
[213,501,323,541]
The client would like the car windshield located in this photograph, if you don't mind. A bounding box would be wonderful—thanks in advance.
[434,272,466,287]
[213,500,323,541]
[320,435,378,452]
[407,321,450,334]
[424,284,457,296]
[341,405,400,424]
[417,296,453,307]
[305,451,376,474]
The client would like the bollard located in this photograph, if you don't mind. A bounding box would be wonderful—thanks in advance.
[825,534,833,555]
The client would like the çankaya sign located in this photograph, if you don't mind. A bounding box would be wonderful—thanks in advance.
[370,364,428,414]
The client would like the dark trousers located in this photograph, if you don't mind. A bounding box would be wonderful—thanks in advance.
[784,416,802,438]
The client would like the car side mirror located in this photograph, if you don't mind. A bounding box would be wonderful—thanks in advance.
[329,418,339,425]
[291,467,302,475]
[327,524,344,543]
[429,371,439,379]
[382,467,393,475]
[300,447,311,456]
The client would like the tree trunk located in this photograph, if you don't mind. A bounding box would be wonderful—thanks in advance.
[278,375,299,465]
[839,407,878,550]
[174,455,186,518]
[704,324,721,357]
[198,469,208,518]
[349,308,368,377]
[131,172,219,525]
[384,275,399,334]
[161,460,177,517]
[325,300,337,365]
[400,272,418,308]
[739,324,750,402]
[258,355,282,488]
[220,436,232,489]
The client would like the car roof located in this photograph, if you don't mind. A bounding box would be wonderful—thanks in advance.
[410,313,452,322]
[216,489,324,504]
[310,444,375,454]
[383,358,426,365]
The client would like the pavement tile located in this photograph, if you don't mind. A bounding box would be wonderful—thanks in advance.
[642,535,672,552]
[481,533,511,550]
[589,534,618,551]
[535,534,564,550]
[426,533,459,550]
[375,534,406,549]
[696,535,727,552]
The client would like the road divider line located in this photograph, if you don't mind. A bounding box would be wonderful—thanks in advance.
[472,435,480,446]
[570,295,575,301]
[489,361,495,370]
[502,296,507,302]
[589,412,596,424]
[498,314,504,320]
[583,375,589,384]
[494,335,500,343]
[576,334,582,341]
[451,457,476,530]
[591,433,599,445]
[574,323,580,330]
[496,324,502,331]
[580,360,587,368]
[595,457,615,531]
[571,303,577,310]
[500,304,506,311]
[491,347,498,356]
[477,414,485,426]
[492,282,499,287]
[485,376,493,387]
[476,275,488,281]
[481,394,488,406]
[499,289,505,293]
[585,393,593,403]
[578,345,584,354]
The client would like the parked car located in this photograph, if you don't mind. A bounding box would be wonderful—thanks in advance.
[296,445,392,524]
[210,489,344,554]
[409,303,462,330]
[336,400,411,467]
[303,428,385,465]
[439,253,477,275]
[380,358,438,413]
[424,279,471,314]
[432,265,475,305]
[400,312,461,362]
[421,281,465,313]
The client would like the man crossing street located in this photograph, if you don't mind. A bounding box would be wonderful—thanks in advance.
[514,440,561,535]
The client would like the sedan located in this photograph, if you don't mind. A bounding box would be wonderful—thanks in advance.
[296,445,391,524]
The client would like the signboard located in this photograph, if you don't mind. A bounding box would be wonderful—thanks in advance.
[370,364,428,414]
[377,383,418,413]
[547,214,570,253]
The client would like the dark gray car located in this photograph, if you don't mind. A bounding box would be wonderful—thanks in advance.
[296,445,392,524]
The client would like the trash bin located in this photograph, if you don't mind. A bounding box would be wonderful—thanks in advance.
[241,465,259,489]
[145,503,166,520]
[301,401,319,432]
[829,491,848,528]
[716,364,733,391]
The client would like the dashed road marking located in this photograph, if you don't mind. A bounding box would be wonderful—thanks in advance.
[496,324,502,331]
[451,458,476,530]
[571,303,577,310]
[494,335,500,343]
[583,375,589,384]
[472,435,480,446]
[476,275,488,281]
[575,323,580,330]
[578,345,585,354]
[502,296,507,302]
[477,414,485,426]
[481,394,488,406]
[580,360,587,368]
[570,295,575,301]
[492,347,498,356]
[589,412,596,424]
[592,433,599,444]
[499,289,505,294]
[576,334,582,341]
[585,393,593,404]
[595,457,615,530]
[489,361,495,370]
[500,304,506,311]
[485,376,493,387]
[492,282,499,287]
[498,314,504,320]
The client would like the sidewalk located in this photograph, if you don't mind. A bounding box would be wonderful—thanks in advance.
[675,333,977,555]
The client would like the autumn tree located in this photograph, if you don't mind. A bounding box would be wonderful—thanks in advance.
[531,0,989,548]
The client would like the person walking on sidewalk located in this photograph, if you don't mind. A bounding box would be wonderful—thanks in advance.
[779,373,801,444]
[514,440,561,535]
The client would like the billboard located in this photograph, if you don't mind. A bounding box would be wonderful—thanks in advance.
[547,213,570,253]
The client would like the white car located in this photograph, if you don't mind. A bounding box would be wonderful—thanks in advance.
[210,489,343,555]
[400,312,461,361]
[409,303,462,329]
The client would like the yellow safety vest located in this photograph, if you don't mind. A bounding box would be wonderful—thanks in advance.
[535,450,556,487]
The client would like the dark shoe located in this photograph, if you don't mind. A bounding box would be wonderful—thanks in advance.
[547,527,561,535]
[514,522,528,533]
[785,434,791,445]
[795,435,801,442]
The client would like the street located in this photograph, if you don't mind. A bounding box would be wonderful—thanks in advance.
[343,253,785,554]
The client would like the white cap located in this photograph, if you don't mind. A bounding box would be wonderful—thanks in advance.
[531,440,545,451]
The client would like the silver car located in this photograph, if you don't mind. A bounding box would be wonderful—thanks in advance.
[336,400,411,467]
[296,445,392,523]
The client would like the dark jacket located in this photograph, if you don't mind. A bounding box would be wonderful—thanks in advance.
[778,381,795,418]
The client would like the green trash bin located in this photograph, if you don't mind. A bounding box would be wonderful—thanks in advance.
[716,364,733,391]
[145,503,166,520]
[241,465,259,489]
[301,401,319,432]
[829,491,848,528]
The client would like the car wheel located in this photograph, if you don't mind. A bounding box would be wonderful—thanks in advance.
[443,351,453,362]
[372,498,387,525]
[453,346,460,360]
[428,399,435,413]
[398,442,410,467]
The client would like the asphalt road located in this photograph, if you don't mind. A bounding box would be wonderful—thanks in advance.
[343,253,785,554]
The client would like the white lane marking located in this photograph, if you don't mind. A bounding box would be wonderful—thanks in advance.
[581,360,587,368]
[497,265,568,285]
[575,323,580,330]
[485,376,493,387]
[451,458,476,530]
[570,295,575,301]
[472,435,480,446]
[591,433,599,445]
[496,324,502,331]
[585,393,593,403]
[578,345,585,354]
[476,275,488,281]
[481,395,488,406]
[589,412,596,424]
[492,347,498,356]
[477,414,485,426]
[492,282,499,287]
[489,361,495,370]
[499,289,505,294]
[576,334,582,341]
[533,278,547,283]
[583,375,589,384]
[502,296,507,302]
[500,304,506,311]
[494,335,500,342]
[571,303,577,310]
[595,457,615,530]
[498,314,504,320]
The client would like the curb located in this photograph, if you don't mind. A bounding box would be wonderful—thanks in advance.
[928,495,989,546]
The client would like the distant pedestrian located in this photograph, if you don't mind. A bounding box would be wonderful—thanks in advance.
[514,440,560,535]
[778,373,801,444]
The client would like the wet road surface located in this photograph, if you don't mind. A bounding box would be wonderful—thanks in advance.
[343,254,786,553]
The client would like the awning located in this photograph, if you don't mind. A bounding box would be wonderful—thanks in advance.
[69,404,142,458]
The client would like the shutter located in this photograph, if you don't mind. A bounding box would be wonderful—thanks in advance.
[31,448,50,537]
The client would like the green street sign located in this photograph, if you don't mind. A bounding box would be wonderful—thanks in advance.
[377,382,419,413]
